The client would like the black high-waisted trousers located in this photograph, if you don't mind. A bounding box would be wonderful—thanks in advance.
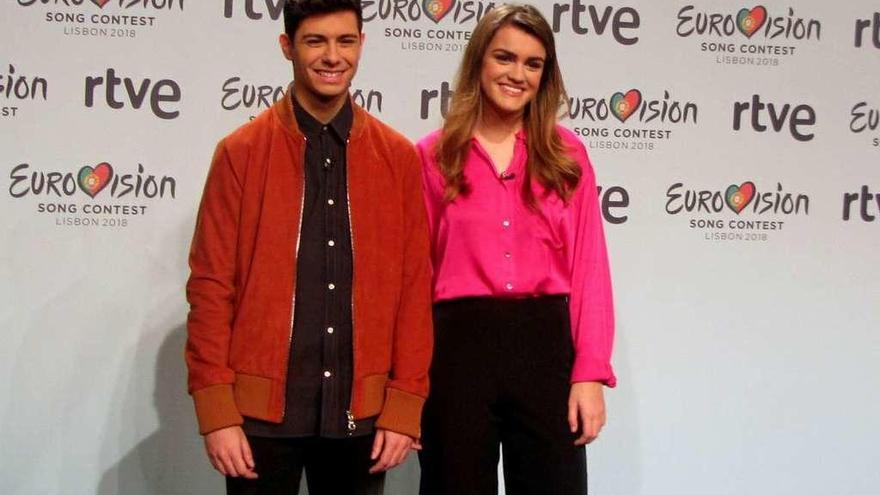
[419,296,588,495]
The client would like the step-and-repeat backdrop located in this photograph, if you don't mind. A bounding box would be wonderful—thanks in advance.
[2,1,878,494]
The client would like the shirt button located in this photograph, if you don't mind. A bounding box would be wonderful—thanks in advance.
[327,327,334,334]
[328,283,336,290]
[505,282,514,291]
[504,252,512,259]
[502,220,511,228]
[323,370,332,378]
[327,199,335,206]
[328,240,335,247]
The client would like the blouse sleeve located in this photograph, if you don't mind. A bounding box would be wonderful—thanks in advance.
[567,139,617,387]
[415,134,444,245]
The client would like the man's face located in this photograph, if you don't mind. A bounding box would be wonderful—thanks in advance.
[281,10,363,105]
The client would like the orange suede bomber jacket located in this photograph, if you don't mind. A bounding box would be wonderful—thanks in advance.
[185,89,433,439]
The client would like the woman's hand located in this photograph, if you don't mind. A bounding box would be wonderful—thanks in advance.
[567,381,606,446]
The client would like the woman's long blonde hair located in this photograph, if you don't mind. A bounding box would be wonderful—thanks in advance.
[435,4,580,207]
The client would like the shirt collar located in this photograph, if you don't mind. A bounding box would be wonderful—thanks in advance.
[292,94,353,142]
[470,129,528,179]
[471,127,527,143]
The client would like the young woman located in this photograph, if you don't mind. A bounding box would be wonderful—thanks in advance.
[416,5,616,495]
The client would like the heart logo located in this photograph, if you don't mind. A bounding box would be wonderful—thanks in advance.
[78,162,114,198]
[736,6,767,38]
[91,0,111,8]
[610,89,642,123]
[423,0,455,24]
[725,181,755,214]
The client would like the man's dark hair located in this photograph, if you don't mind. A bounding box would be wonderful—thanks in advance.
[284,0,363,39]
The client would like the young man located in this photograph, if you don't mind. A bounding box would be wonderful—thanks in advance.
[184,1,433,493]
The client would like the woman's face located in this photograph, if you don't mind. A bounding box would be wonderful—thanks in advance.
[479,24,547,120]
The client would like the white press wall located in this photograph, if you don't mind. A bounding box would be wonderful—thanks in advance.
[1,1,878,494]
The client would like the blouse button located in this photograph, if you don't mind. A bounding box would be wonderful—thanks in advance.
[505,282,514,291]
[502,220,511,228]
[504,252,512,259]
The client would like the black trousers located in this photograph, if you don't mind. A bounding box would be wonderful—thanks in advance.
[226,434,385,495]
[419,296,588,495]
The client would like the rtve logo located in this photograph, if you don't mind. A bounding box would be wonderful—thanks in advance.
[223,0,285,20]
[84,68,182,120]
[854,12,880,48]
[732,95,816,142]
[551,1,640,45]
[843,186,880,222]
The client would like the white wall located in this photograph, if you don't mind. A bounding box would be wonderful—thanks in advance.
[1,1,878,494]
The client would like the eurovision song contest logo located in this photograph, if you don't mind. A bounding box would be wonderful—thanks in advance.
[8,161,177,228]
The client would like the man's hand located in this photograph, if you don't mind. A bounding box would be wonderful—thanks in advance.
[204,425,258,479]
[369,429,415,474]
[567,381,607,446]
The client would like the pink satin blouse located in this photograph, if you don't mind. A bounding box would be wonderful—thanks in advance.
[416,127,616,386]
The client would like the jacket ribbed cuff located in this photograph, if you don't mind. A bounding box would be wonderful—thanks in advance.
[192,383,244,435]
[375,387,425,439]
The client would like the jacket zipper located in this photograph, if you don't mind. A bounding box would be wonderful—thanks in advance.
[345,138,357,436]
[281,135,308,421]
[346,410,356,434]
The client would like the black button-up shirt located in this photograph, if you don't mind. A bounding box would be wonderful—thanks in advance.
[243,96,373,438]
